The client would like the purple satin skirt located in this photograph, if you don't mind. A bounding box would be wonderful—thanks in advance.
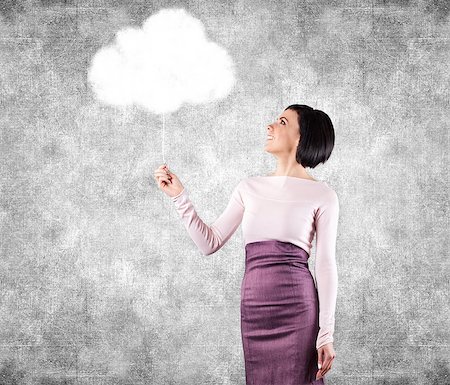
[240,240,326,385]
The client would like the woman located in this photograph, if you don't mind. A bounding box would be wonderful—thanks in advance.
[154,104,339,385]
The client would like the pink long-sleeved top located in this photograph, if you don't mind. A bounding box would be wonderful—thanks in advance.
[170,175,339,350]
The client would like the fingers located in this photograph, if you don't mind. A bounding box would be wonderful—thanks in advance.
[158,178,170,188]
[158,164,169,172]
[155,165,169,174]
[316,348,335,379]
[154,165,172,186]
[318,354,335,377]
[154,170,172,180]
[154,174,170,187]
[155,165,171,174]
[156,176,171,188]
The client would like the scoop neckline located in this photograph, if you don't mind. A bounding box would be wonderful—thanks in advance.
[259,175,324,183]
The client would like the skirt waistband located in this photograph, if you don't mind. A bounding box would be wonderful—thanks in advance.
[244,240,309,267]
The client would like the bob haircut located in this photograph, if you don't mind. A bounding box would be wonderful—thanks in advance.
[284,104,335,169]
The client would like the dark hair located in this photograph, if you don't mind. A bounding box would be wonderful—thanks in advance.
[284,104,335,169]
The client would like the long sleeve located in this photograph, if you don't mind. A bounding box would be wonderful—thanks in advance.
[170,181,245,256]
[314,190,339,350]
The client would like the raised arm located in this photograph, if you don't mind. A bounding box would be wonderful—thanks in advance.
[314,189,339,350]
[171,181,245,256]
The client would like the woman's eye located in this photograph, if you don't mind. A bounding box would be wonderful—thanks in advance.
[281,120,285,125]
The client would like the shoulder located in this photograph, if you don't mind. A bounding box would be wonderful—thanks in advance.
[315,185,339,218]
[234,176,254,189]
[233,176,262,195]
[321,184,339,203]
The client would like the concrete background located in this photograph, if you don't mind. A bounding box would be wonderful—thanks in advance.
[1,0,448,384]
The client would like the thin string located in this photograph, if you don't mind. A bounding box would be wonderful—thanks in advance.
[162,112,166,165]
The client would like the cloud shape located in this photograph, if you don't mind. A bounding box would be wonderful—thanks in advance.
[87,7,236,114]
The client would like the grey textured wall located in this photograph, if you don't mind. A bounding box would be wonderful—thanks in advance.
[1,0,449,384]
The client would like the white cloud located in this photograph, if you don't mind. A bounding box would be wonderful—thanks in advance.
[87,7,236,114]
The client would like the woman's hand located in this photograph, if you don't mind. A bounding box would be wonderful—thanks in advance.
[153,164,185,198]
[316,342,336,380]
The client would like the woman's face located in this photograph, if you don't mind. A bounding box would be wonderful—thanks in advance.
[265,108,300,154]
